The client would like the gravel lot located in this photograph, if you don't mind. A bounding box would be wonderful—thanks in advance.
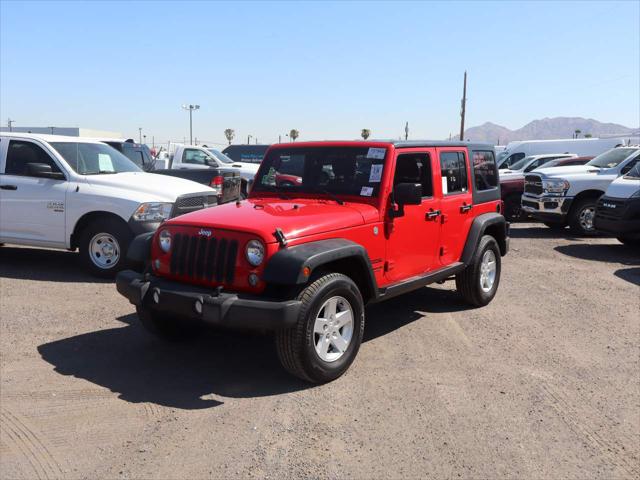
[1,223,639,480]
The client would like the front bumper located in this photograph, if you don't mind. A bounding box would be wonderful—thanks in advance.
[521,194,573,221]
[116,270,301,330]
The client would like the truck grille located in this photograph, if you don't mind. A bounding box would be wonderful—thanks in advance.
[169,233,238,283]
[524,175,543,195]
[170,193,218,218]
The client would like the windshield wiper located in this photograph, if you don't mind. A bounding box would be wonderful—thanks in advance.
[313,188,344,205]
[84,170,118,175]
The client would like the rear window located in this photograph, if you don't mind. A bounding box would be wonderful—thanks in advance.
[472,151,498,191]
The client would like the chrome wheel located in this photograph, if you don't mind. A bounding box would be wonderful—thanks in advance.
[479,250,497,293]
[579,206,596,232]
[313,296,354,363]
[89,233,120,269]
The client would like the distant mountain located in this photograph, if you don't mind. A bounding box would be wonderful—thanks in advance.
[456,117,638,144]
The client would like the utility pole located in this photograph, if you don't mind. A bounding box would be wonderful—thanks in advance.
[152,136,155,149]
[139,127,142,144]
[404,122,409,140]
[247,134,252,144]
[7,118,14,132]
[459,70,467,141]
[49,126,54,134]
[181,104,200,145]
[278,135,281,143]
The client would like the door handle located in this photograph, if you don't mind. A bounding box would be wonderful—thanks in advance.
[426,209,441,220]
[460,203,473,213]
[0,185,17,190]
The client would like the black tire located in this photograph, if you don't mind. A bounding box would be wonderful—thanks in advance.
[504,194,522,222]
[455,235,501,307]
[136,306,200,341]
[568,197,598,236]
[617,236,640,247]
[78,218,133,277]
[543,222,566,231]
[275,273,365,383]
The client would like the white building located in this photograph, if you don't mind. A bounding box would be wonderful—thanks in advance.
[0,126,123,137]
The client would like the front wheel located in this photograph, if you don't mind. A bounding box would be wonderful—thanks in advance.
[569,198,598,236]
[275,273,365,383]
[456,235,501,307]
[78,218,133,277]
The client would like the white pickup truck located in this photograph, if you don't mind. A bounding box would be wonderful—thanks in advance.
[521,146,640,235]
[154,145,259,196]
[0,133,219,276]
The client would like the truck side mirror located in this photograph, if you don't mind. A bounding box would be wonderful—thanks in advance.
[390,182,422,218]
[26,163,65,180]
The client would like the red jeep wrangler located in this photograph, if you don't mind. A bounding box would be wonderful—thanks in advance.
[117,141,508,383]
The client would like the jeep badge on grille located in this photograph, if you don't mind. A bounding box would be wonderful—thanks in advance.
[198,229,212,237]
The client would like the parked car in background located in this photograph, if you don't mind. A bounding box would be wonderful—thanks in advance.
[540,156,593,169]
[0,133,220,276]
[96,138,155,171]
[594,161,640,246]
[222,144,269,164]
[499,153,577,177]
[521,146,640,235]
[116,140,508,383]
[154,145,258,197]
[497,138,624,169]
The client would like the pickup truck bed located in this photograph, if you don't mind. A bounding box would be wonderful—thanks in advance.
[152,169,241,204]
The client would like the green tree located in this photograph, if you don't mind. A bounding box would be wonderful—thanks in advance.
[361,129,371,140]
[224,128,235,145]
[574,129,582,139]
[289,129,299,142]
[584,133,593,138]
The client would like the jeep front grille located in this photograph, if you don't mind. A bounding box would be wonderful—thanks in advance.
[524,175,543,195]
[170,193,218,219]
[169,233,239,283]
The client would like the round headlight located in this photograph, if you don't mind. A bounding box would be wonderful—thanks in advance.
[159,229,172,253]
[245,239,265,266]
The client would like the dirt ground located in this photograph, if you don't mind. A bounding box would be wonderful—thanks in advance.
[1,223,638,480]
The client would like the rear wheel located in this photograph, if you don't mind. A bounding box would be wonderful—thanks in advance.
[456,235,501,307]
[275,273,365,383]
[78,218,133,277]
[569,197,598,236]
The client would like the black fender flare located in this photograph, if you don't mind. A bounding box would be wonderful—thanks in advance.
[127,232,154,263]
[460,213,509,265]
[263,238,378,294]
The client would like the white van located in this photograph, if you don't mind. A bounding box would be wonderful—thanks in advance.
[498,138,624,169]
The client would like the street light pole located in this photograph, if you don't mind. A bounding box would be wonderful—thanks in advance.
[247,135,252,144]
[139,127,142,144]
[7,118,14,132]
[182,104,200,145]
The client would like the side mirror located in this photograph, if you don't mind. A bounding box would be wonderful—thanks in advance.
[390,182,422,218]
[26,163,65,180]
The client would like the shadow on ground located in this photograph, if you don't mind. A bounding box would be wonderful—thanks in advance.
[38,285,471,410]
[554,243,640,266]
[0,246,106,283]
[614,267,640,286]
[509,225,589,241]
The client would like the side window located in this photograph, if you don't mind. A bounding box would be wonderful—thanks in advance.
[121,144,144,168]
[472,151,498,191]
[621,155,640,175]
[393,153,433,197]
[182,149,213,165]
[504,152,525,168]
[439,151,468,195]
[524,158,543,172]
[5,140,63,177]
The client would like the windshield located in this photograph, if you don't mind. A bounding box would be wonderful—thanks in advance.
[624,161,640,179]
[509,156,534,171]
[51,142,141,174]
[587,148,637,169]
[253,147,386,198]
[207,149,234,164]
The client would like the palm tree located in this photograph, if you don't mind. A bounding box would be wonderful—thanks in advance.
[289,129,299,142]
[224,128,235,145]
[361,129,371,140]
[574,129,581,139]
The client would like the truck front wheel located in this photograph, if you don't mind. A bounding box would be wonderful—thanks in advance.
[78,218,133,277]
[569,197,598,236]
[275,273,365,383]
[456,235,501,307]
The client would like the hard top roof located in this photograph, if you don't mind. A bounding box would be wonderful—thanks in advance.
[268,140,494,149]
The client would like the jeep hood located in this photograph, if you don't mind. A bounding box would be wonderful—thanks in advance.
[167,198,379,242]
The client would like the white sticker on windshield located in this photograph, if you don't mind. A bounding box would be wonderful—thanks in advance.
[360,186,373,197]
[367,148,386,159]
[369,164,383,183]
[98,154,115,172]
[441,176,448,195]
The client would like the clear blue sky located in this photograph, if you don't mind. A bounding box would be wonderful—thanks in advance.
[1,0,638,146]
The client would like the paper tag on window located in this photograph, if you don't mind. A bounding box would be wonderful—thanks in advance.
[98,154,115,172]
[369,164,383,182]
[441,177,448,195]
[360,186,373,196]
[367,148,386,159]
